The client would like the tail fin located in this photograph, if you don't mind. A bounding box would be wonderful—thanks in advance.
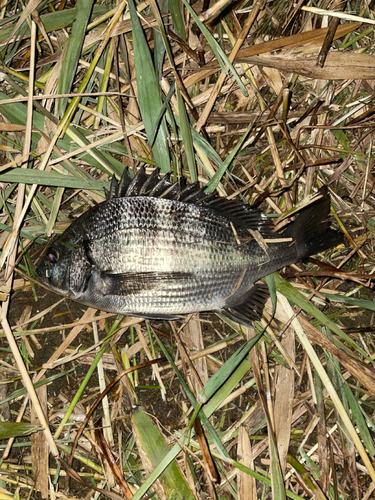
[283,187,344,261]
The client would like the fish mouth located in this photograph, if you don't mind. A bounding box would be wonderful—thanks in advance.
[35,269,52,289]
[36,260,77,297]
[35,261,57,288]
[36,261,48,280]
[36,266,44,278]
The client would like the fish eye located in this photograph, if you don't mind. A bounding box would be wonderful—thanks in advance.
[46,248,59,264]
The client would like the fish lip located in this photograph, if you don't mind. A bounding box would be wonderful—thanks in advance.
[36,262,50,281]
[36,266,44,278]
[35,271,50,287]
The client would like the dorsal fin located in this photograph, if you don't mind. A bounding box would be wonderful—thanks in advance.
[105,169,132,200]
[105,175,119,200]
[139,167,160,195]
[149,174,172,197]
[117,168,133,197]
[110,167,275,235]
[177,182,199,201]
[159,183,182,200]
[125,166,148,196]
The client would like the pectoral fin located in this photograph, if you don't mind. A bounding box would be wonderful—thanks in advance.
[100,271,193,296]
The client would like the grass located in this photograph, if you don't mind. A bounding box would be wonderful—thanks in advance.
[0,0,375,499]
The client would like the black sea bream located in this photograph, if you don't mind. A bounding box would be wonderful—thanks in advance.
[37,168,343,326]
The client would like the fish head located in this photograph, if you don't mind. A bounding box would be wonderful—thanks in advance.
[37,232,92,299]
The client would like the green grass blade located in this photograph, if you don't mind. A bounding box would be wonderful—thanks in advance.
[277,293,375,484]
[54,340,110,439]
[0,369,75,406]
[342,374,375,459]
[203,358,252,418]
[199,330,263,403]
[128,0,170,172]
[191,125,223,168]
[132,407,195,500]
[0,222,45,242]
[172,111,224,181]
[270,433,286,500]
[0,5,107,44]
[93,41,115,128]
[181,0,247,96]
[56,0,95,116]
[169,0,185,40]
[325,331,375,459]
[0,169,109,191]
[0,422,42,440]
[46,187,64,237]
[130,360,304,500]
[205,123,253,193]
[0,91,123,175]
[155,333,230,460]
[145,0,196,181]
[153,0,167,77]
[319,292,375,312]
[287,455,327,499]
[177,88,197,182]
[273,272,368,358]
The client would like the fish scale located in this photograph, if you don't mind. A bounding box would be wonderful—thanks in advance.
[84,198,258,314]
[37,168,343,326]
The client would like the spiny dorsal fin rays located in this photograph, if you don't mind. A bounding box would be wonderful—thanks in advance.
[125,167,149,197]
[106,167,276,236]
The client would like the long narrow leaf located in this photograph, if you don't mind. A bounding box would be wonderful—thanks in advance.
[0,423,42,440]
[0,91,124,175]
[273,272,368,357]
[277,293,375,484]
[130,351,304,500]
[0,5,107,44]
[199,330,263,403]
[56,0,95,116]
[132,407,195,500]
[181,0,247,96]
[0,169,109,191]
[155,333,230,460]
[169,0,185,39]
[128,0,170,172]
[319,292,375,312]
[177,88,197,182]
[205,123,253,193]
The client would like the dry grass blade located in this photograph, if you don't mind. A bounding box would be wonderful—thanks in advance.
[95,428,134,499]
[193,416,219,484]
[30,382,48,498]
[302,5,375,25]
[277,294,375,483]
[183,22,361,87]
[239,52,375,80]
[273,321,295,475]
[237,425,257,500]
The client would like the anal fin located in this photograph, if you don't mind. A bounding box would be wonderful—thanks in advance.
[219,283,269,327]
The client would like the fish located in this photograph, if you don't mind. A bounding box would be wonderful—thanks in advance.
[37,167,343,326]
